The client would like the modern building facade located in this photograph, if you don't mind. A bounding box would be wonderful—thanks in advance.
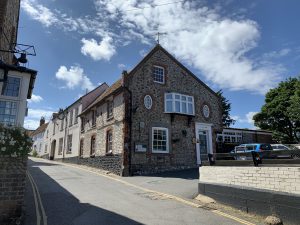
[216,127,273,153]
[78,44,223,175]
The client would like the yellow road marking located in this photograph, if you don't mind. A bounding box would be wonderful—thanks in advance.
[27,172,41,225]
[59,162,256,225]
[27,171,48,225]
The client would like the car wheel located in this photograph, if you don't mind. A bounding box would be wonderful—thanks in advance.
[292,154,300,159]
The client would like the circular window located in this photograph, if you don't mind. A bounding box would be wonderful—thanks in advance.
[144,95,153,110]
[203,104,210,118]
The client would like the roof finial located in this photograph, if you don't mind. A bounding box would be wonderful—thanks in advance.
[156,32,167,44]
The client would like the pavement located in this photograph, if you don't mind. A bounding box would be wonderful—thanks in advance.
[23,158,260,225]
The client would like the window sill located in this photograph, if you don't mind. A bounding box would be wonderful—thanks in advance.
[164,112,195,116]
[152,151,170,154]
[66,151,72,154]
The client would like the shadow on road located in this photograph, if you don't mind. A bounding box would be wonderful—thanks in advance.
[24,159,143,225]
[143,168,199,180]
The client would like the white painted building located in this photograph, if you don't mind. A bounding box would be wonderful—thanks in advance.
[41,83,108,160]
[0,62,36,127]
[30,117,48,156]
[43,100,82,159]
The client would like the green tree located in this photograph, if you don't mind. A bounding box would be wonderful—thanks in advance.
[216,90,235,127]
[253,77,300,143]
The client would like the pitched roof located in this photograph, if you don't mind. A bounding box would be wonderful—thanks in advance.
[81,44,219,115]
[30,122,49,137]
[127,44,219,98]
[80,79,123,115]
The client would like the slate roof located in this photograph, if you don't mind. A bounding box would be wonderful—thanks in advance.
[81,79,123,115]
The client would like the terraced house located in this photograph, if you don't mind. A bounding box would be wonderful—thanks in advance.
[78,44,222,176]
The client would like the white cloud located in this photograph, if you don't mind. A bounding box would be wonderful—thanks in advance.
[94,0,281,94]
[55,65,95,91]
[22,0,283,94]
[81,36,116,61]
[24,108,54,130]
[245,111,258,125]
[24,119,41,130]
[27,108,54,120]
[28,94,43,103]
[232,111,258,128]
[21,0,58,27]
[117,63,126,70]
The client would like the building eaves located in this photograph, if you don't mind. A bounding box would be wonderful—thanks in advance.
[80,79,123,116]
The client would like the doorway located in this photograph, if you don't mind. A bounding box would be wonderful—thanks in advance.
[195,123,213,165]
[50,139,56,160]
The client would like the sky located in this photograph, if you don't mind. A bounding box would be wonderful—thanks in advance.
[18,0,300,130]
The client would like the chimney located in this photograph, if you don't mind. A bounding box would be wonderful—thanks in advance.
[40,117,45,126]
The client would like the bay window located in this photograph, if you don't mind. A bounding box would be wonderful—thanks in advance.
[165,93,194,115]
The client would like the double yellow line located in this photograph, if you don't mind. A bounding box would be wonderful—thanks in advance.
[27,171,47,225]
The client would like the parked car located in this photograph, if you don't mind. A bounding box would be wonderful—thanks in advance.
[271,144,300,159]
[231,143,273,160]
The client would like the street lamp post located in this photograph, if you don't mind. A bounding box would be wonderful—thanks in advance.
[57,108,68,160]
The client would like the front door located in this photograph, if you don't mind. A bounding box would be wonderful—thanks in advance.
[195,123,213,165]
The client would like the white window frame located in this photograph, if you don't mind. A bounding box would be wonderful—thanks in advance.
[164,93,195,115]
[153,65,165,84]
[152,127,169,153]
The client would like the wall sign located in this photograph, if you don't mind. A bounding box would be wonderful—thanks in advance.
[144,95,153,109]
[202,104,210,118]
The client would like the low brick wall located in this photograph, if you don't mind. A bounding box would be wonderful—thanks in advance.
[200,166,300,194]
[0,155,27,225]
[57,154,123,176]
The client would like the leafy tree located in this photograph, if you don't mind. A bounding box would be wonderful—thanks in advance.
[216,90,235,127]
[253,77,300,143]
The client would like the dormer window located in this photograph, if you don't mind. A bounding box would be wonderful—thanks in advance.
[153,66,165,84]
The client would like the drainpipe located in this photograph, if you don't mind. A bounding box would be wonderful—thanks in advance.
[62,109,68,161]
[122,70,132,176]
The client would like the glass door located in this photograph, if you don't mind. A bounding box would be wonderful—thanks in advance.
[199,130,209,160]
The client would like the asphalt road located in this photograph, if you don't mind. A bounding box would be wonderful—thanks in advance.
[24,158,251,225]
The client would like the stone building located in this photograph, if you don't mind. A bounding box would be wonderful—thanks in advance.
[79,44,222,176]
[0,0,20,64]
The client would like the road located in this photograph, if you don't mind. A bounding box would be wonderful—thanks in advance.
[24,158,254,225]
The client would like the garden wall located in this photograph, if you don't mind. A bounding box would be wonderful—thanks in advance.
[0,155,27,225]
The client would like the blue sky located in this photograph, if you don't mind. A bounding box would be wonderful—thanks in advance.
[19,0,300,130]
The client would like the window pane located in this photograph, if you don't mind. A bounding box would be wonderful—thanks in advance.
[152,128,168,152]
[175,101,180,112]
[166,101,172,112]
[182,102,187,113]
[153,66,164,83]
[1,76,21,97]
[166,93,173,99]
[188,103,193,114]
